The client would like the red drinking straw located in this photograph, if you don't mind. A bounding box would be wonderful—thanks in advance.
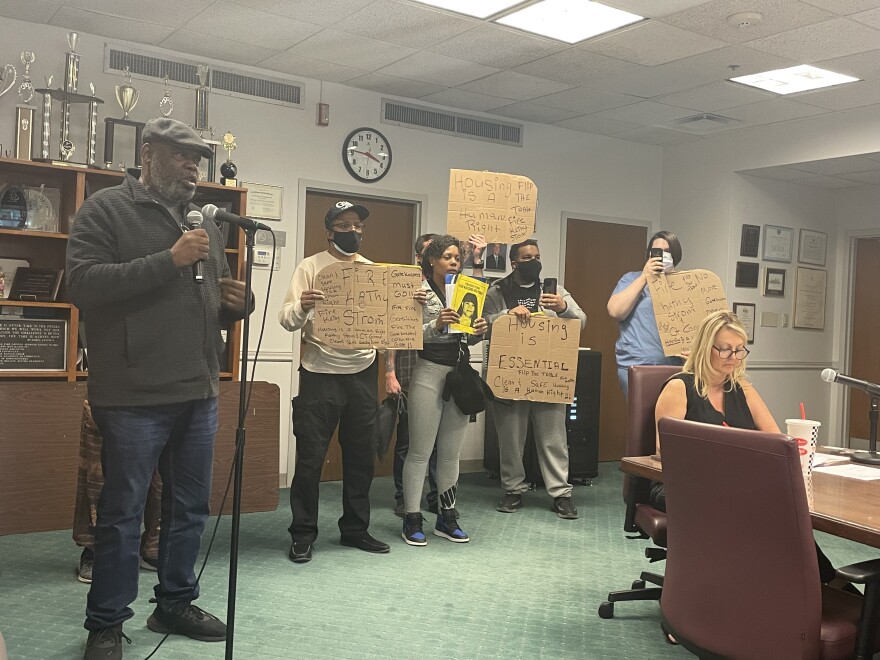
[800,402,806,420]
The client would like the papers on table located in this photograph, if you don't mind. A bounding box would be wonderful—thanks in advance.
[812,453,851,467]
[813,463,880,481]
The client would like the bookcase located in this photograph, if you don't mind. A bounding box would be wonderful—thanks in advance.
[0,156,246,381]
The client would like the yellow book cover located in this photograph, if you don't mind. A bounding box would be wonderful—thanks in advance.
[448,273,488,335]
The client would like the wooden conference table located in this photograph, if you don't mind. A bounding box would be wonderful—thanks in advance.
[620,451,880,550]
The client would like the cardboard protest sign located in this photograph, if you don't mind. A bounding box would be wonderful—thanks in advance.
[648,269,729,357]
[487,315,581,404]
[312,263,423,350]
[447,274,489,335]
[447,169,536,243]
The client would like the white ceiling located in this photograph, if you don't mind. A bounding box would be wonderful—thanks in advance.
[4,0,880,149]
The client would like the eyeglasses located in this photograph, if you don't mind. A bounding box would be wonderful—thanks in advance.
[713,346,750,360]
[331,222,365,232]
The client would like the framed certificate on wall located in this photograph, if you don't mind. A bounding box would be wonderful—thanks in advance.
[763,225,793,263]
[798,229,827,266]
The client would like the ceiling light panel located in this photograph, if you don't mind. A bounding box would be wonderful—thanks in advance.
[410,0,524,19]
[496,0,643,44]
[731,65,860,95]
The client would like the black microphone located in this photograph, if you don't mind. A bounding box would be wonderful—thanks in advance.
[201,203,271,232]
[186,209,205,283]
[820,368,880,397]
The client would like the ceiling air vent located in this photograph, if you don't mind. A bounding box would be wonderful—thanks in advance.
[105,46,303,108]
[664,113,741,135]
[382,99,523,147]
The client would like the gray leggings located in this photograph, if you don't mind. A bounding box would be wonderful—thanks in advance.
[402,358,470,514]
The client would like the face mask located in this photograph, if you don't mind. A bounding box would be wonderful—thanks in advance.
[515,259,542,282]
[661,251,674,273]
[332,231,362,255]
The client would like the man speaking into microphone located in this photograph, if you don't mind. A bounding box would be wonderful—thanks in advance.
[67,118,250,660]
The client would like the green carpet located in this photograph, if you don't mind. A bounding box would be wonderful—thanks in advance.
[0,462,872,659]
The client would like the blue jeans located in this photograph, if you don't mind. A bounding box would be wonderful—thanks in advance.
[86,398,218,630]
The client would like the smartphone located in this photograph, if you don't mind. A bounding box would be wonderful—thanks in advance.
[542,277,557,295]
[649,247,664,259]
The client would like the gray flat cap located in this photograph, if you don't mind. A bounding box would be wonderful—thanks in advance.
[142,117,213,159]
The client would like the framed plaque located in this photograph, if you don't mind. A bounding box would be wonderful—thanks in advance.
[732,302,756,343]
[243,181,282,220]
[740,224,760,258]
[763,225,793,263]
[0,317,68,370]
[798,229,827,266]
[793,267,827,330]
[763,267,786,297]
[735,261,759,288]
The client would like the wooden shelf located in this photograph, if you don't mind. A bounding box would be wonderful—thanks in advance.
[0,228,68,240]
[0,300,72,308]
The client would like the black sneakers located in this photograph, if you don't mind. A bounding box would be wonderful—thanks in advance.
[83,625,130,660]
[77,548,94,584]
[496,493,523,513]
[401,513,427,546]
[146,604,226,642]
[340,532,390,553]
[433,509,470,543]
[288,542,313,564]
[553,496,578,520]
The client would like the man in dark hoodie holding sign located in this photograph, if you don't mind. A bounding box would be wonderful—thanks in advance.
[483,239,586,519]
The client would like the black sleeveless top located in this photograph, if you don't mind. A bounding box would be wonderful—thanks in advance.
[662,373,756,430]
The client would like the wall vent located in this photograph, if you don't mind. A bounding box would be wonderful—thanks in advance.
[105,46,303,108]
[382,99,523,147]
[663,113,740,135]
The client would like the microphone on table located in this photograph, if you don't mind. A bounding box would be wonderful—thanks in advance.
[201,203,271,233]
[820,368,880,398]
[186,209,205,283]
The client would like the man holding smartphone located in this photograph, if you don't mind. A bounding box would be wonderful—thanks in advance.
[482,240,587,519]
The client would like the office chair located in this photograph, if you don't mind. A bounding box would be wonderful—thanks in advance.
[658,417,880,659]
[598,365,680,619]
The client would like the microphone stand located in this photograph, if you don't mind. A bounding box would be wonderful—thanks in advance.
[850,395,880,466]
[226,226,255,658]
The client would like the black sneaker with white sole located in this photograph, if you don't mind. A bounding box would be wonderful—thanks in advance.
[496,493,523,513]
[77,548,94,584]
[553,496,578,520]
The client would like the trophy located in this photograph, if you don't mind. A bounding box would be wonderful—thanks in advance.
[65,32,79,93]
[114,66,139,120]
[18,52,35,103]
[194,65,210,133]
[14,53,37,161]
[40,75,52,159]
[220,131,238,186]
[87,83,98,166]
[0,63,16,100]
[159,73,173,118]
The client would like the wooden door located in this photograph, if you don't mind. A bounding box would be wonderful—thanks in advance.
[564,219,647,461]
[302,190,416,480]
[848,237,880,442]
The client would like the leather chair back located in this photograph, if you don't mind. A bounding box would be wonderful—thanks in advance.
[658,417,822,658]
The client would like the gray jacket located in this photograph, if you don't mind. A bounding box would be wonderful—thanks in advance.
[66,173,240,406]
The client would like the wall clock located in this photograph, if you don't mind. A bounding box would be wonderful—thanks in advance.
[342,127,392,183]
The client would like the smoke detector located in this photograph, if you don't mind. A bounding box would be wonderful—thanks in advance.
[727,12,763,28]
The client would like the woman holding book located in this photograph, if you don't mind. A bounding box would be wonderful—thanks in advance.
[401,234,487,547]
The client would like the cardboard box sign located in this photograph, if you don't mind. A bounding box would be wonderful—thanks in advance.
[647,269,729,357]
[311,262,423,350]
[487,315,581,404]
[446,169,536,243]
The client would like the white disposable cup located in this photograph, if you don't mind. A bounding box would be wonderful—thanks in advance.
[786,419,821,508]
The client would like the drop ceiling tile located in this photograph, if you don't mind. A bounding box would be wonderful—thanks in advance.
[660,0,834,44]
[849,6,880,29]
[723,98,830,124]
[231,0,374,25]
[530,87,642,114]
[286,30,417,70]
[427,24,565,68]
[457,70,572,101]
[419,88,511,112]
[160,29,279,66]
[802,0,880,15]
[741,166,819,181]
[817,49,880,81]
[334,0,476,48]
[837,168,880,184]
[378,51,499,87]
[258,52,367,83]
[0,0,61,23]
[553,114,642,135]
[61,0,212,25]
[789,174,865,188]
[514,49,648,88]
[788,154,880,174]
[183,2,321,51]
[744,17,880,62]
[344,73,446,98]
[792,81,880,109]
[864,152,880,161]
[656,81,775,111]
[582,20,728,66]
[613,125,701,145]
[49,6,176,44]
[601,0,712,18]
[593,100,700,125]
[490,102,580,123]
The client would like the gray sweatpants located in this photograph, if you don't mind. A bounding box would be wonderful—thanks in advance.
[494,399,573,499]
[403,358,470,514]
